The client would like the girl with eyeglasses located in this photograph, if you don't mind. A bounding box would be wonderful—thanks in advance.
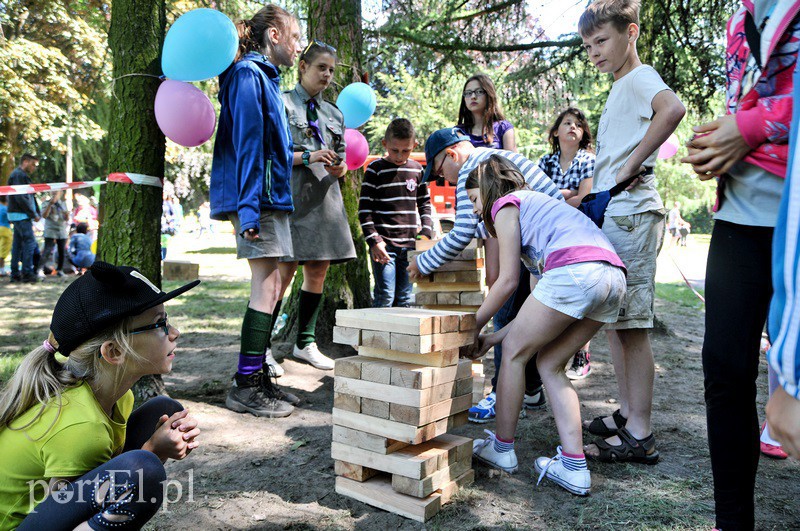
[0,262,200,530]
[275,40,356,373]
[210,4,303,419]
[455,73,517,152]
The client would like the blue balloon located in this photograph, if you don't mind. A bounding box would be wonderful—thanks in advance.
[336,83,377,129]
[162,9,238,82]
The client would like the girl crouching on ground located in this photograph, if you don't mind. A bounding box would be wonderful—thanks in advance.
[0,261,200,529]
[466,155,629,496]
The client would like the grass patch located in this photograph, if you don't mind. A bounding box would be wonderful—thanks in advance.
[656,282,705,309]
[0,353,26,386]
[185,247,236,255]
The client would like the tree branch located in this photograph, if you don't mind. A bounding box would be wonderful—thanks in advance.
[374,27,581,53]
[450,0,524,23]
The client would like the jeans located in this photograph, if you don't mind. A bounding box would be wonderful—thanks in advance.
[371,245,412,307]
[702,220,773,531]
[42,238,67,272]
[10,218,36,277]
[492,264,542,393]
[19,396,183,531]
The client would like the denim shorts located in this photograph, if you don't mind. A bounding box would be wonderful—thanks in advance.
[533,261,627,323]
[229,210,293,260]
[601,210,665,329]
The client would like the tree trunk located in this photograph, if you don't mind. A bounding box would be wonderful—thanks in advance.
[103,0,167,404]
[277,0,372,346]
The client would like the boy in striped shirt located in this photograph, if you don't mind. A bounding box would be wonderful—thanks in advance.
[359,119,433,307]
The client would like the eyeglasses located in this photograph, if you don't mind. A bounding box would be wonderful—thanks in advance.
[432,152,447,179]
[129,316,171,336]
[463,89,486,99]
[301,40,337,58]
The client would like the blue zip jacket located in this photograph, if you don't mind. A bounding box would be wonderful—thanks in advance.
[210,53,293,233]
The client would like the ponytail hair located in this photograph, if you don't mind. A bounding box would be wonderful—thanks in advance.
[464,155,526,237]
[235,4,295,62]
[0,319,141,437]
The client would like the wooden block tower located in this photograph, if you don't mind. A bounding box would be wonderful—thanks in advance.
[409,239,486,311]
[332,307,476,522]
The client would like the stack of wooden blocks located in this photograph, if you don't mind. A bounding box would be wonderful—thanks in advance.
[331,308,477,522]
[410,239,486,311]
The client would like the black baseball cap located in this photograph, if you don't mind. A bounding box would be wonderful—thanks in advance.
[50,261,200,355]
[421,127,470,183]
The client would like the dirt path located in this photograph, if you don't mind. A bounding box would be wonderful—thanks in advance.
[3,231,797,530]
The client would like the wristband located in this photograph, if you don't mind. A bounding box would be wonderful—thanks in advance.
[302,151,311,166]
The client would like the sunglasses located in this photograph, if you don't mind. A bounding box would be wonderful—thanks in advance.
[129,316,171,336]
[301,40,336,58]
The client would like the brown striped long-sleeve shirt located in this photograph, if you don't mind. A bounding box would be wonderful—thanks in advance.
[358,158,433,248]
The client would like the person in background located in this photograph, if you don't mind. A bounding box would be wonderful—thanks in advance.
[7,153,41,283]
[68,222,96,271]
[359,118,433,308]
[0,196,11,277]
[537,107,597,380]
[455,73,517,151]
[41,191,70,277]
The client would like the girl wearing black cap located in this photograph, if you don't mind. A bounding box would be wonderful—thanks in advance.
[0,262,200,530]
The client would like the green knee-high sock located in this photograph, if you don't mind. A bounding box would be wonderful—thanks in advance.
[238,305,271,376]
[296,290,322,349]
[266,299,283,349]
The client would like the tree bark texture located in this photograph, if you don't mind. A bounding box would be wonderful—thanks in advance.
[104,0,167,404]
[277,0,372,347]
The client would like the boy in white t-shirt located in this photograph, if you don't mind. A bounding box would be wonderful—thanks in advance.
[578,0,685,463]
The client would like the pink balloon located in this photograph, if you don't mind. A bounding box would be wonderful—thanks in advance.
[155,80,217,147]
[344,129,369,170]
[657,133,680,159]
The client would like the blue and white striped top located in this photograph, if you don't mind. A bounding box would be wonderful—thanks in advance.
[768,66,800,399]
[415,147,562,275]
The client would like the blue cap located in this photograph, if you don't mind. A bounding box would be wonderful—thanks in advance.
[421,127,471,183]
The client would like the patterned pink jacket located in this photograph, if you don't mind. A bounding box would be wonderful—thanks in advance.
[726,1,800,178]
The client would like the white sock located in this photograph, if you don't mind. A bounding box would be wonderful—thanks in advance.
[761,423,782,447]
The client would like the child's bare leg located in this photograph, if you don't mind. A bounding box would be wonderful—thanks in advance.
[538,319,604,454]
[495,296,576,442]
[607,329,630,417]
[586,328,654,455]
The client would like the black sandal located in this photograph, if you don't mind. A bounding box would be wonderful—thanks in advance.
[589,427,660,465]
[584,409,627,438]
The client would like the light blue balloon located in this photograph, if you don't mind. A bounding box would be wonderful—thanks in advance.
[336,83,377,129]
[162,9,238,82]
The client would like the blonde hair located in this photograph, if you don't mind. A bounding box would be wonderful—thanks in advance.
[578,0,640,37]
[0,318,143,437]
[464,155,526,237]
[235,4,295,62]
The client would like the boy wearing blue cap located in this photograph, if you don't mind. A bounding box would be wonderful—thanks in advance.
[409,127,562,422]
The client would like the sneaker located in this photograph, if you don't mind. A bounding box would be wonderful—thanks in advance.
[292,342,334,370]
[468,392,496,423]
[264,348,284,377]
[56,270,66,277]
[225,372,294,418]
[523,386,547,410]
[22,275,43,283]
[263,365,300,406]
[473,430,518,473]
[534,447,591,496]
[9,275,22,283]
[566,350,592,380]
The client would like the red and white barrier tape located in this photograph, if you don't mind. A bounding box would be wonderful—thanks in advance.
[0,173,162,196]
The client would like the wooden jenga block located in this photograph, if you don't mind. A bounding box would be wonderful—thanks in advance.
[388,330,473,355]
[334,376,472,408]
[334,460,379,482]
[162,260,199,281]
[362,329,391,350]
[357,346,459,367]
[331,433,470,479]
[361,398,390,419]
[432,270,483,283]
[361,361,392,384]
[414,292,437,305]
[436,292,460,305]
[459,313,477,331]
[332,408,468,444]
[332,425,409,455]
[333,326,361,346]
[437,313,460,333]
[390,359,471,389]
[422,304,481,312]
[460,291,485,306]
[334,356,369,379]
[415,282,483,293]
[336,308,437,336]
[389,393,472,426]
[392,457,472,498]
[335,475,441,523]
[333,392,361,413]
[438,469,475,503]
